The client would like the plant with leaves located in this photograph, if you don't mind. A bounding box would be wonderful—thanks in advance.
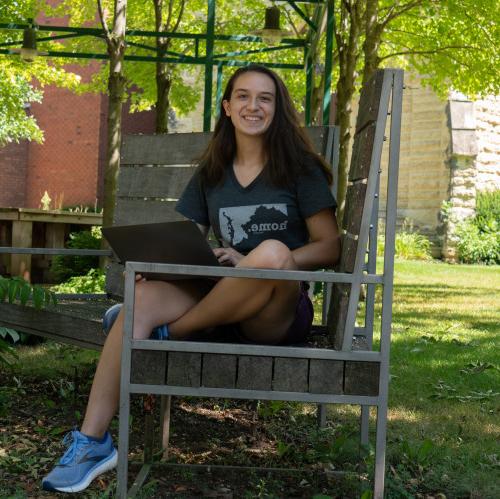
[0,2,81,145]
[0,276,57,309]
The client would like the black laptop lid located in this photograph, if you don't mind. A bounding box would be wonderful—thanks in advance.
[102,221,220,271]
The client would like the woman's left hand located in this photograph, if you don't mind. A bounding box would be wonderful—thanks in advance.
[213,247,244,266]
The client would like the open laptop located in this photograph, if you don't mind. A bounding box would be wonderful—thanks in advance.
[102,220,220,280]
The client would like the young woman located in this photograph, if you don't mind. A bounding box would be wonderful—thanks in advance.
[42,64,340,493]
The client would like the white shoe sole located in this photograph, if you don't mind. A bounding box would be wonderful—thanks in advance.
[52,448,118,493]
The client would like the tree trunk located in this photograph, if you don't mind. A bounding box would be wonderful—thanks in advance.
[155,48,172,134]
[101,0,127,230]
[362,0,381,85]
[102,66,126,228]
[334,1,363,222]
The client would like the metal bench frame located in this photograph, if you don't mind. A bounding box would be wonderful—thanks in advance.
[116,69,403,498]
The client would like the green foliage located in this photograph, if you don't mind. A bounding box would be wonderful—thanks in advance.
[0,276,56,366]
[378,220,432,261]
[0,276,56,309]
[455,190,500,265]
[455,220,500,265]
[475,190,500,232]
[50,226,102,281]
[0,328,19,366]
[50,268,105,294]
[0,1,82,144]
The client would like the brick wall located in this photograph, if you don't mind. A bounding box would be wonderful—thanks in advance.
[24,64,103,209]
[0,141,29,206]
[0,69,156,210]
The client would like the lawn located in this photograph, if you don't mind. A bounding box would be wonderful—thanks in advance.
[0,260,498,498]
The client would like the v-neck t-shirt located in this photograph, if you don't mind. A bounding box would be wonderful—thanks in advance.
[176,163,337,255]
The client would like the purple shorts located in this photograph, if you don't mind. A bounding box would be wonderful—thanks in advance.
[232,282,314,346]
[277,282,314,345]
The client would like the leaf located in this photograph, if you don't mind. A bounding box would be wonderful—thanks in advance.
[19,282,31,305]
[7,279,20,303]
[32,286,45,310]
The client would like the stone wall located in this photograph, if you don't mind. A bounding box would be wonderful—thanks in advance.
[474,96,500,192]
[374,75,500,259]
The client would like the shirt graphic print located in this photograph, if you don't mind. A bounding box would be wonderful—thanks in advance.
[219,203,288,247]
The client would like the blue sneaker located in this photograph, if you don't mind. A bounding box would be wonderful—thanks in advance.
[102,303,169,339]
[42,430,117,493]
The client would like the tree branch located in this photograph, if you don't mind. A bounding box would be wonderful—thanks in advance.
[96,0,111,43]
[381,0,426,28]
[282,7,301,37]
[380,45,480,61]
[171,0,185,34]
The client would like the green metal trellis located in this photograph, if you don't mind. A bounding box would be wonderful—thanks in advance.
[0,0,335,131]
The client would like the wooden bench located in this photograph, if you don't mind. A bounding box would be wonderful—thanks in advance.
[116,69,404,498]
[0,68,403,499]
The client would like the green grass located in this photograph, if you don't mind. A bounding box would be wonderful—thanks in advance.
[327,260,499,498]
[1,260,499,497]
[385,260,499,497]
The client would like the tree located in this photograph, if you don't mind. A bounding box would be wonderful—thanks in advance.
[96,0,128,229]
[331,0,500,216]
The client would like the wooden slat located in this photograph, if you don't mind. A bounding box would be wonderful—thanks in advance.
[166,352,202,387]
[0,301,109,350]
[349,122,376,182]
[236,356,273,390]
[118,166,196,199]
[304,126,327,154]
[113,199,183,225]
[327,283,350,350]
[121,127,327,166]
[272,357,308,392]
[308,359,343,394]
[202,354,237,388]
[342,182,367,236]
[338,233,359,274]
[344,361,380,396]
[121,133,213,165]
[131,350,167,384]
[355,70,385,133]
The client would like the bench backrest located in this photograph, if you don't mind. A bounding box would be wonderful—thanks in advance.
[328,69,403,350]
[106,126,339,298]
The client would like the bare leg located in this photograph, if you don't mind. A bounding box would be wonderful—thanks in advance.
[169,240,301,344]
[80,279,211,438]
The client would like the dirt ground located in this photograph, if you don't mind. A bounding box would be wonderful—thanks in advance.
[0,364,365,498]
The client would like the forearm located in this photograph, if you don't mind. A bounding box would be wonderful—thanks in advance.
[292,237,340,271]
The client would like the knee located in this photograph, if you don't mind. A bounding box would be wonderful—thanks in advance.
[242,239,295,270]
[130,281,157,338]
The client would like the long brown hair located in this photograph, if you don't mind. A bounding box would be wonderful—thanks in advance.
[198,64,333,187]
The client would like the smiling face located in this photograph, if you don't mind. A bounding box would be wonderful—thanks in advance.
[222,71,276,139]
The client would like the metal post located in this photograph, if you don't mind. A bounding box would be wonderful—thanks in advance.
[374,69,403,499]
[215,63,223,120]
[361,174,380,446]
[116,265,136,498]
[322,0,334,125]
[203,0,216,131]
[305,55,313,126]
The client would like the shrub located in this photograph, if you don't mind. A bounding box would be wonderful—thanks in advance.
[50,268,105,294]
[378,220,432,260]
[455,190,500,265]
[455,219,499,265]
[50,226,102,281]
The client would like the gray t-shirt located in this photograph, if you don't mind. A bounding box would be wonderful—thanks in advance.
[176,164,336,255]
